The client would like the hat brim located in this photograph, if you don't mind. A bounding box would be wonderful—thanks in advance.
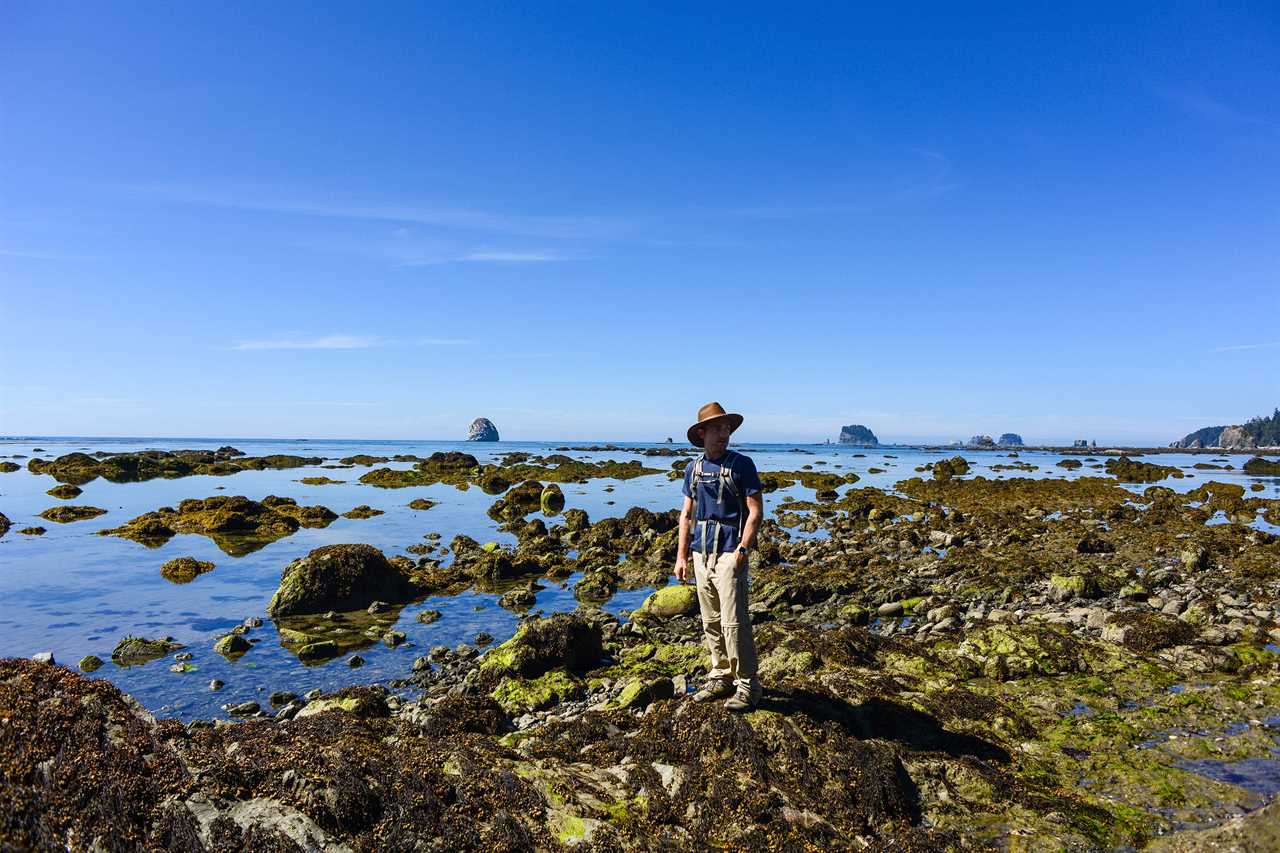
[687,413,743,447]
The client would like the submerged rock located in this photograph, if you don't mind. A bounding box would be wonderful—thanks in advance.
[467,417,500,442]
[267,543,421,617]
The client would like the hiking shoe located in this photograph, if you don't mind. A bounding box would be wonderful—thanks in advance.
[723,682,762,712]
[692,678,734,702]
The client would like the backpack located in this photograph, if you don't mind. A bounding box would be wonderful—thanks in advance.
[689,450,747,552]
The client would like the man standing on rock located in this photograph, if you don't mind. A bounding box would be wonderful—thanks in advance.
[675,402,764,711]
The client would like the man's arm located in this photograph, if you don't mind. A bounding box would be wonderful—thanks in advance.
[675,495,694,581]
[742,491,757,558]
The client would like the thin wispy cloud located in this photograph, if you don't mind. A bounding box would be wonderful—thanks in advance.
[1156,86,1275,130]
[396,249,577,267]
[234,335,380,351]
[1212,341,1280,353]
[233,334,474,351]
[125,184,625,241]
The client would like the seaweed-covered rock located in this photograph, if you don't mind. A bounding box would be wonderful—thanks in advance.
[268,544,421,617]
[0,461,19,473]
[480,614,603,678]
[213,633,251,659]
[27,449,321,485]
[341,504,384,519]
[637,583,698,619]
[1105,456,1182,483]
[1243,456,1280,476]
[953,623,1095,680]
[0,511,9,538]
[1076,533,1116,554]
[491,670,585,715]
[46,483,83,499]
[1101,612,1196,652]
[407,498,437,511]
[100,495,336,556]
[38,505,108,524]
[1056,459,1083,470]
[111,635,183,667]
[159,556,215,584]
[487,480,544,522]
[931,456,970,481]
[540,483,565,516]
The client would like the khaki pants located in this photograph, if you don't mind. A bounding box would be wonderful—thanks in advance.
[692,550,758,687]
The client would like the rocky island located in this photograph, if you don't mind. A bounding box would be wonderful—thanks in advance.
[468,417,500,442]
[837,424,878,446]
[1174,407,1280,450]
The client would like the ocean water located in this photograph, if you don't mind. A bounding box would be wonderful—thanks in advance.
[0,436,1275,721]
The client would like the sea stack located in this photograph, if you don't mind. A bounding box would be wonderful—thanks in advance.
[838,425,878,446]
[999,433,1024,447]
[467,418,500,442]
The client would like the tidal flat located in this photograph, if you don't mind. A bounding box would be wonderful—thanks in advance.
[2,436,1279,850]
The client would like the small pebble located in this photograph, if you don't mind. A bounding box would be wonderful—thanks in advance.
[348,655,365,668]
[209,679,224,691]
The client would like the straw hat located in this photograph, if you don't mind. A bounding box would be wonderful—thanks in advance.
[686,401,744,447]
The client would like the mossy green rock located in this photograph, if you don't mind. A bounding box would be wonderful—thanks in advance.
[491,669,585,715]
[481,613,603,678]
[38,505,108,524]
[77,655,103,673]
[609,676,675,710]
[268,543,420,617]
[954,623,1099,681]
[46,484,82,499]
[100,495,337,556]
[639,584,698,619]
[540,484,565,516]
[213,633,251,659]
[111,635,183,667]
[1243,456,1280,476]
[0,461,19,473]
[159,556,215,584]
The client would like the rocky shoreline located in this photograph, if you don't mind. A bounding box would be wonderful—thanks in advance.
[3,452,1280,850]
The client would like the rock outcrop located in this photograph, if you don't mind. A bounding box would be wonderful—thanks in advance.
[268,544,421,616]
[967,435,996,448]
[1217,425,1257,450]
[998,433,1024,446]
[467,417,500,441]
[837,424,878,446]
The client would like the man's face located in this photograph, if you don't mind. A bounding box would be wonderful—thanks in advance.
[701,420,732,456]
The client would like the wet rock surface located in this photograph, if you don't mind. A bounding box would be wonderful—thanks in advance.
[27,447,322,485]
[5,464,1280,849]
[100,495,338,556]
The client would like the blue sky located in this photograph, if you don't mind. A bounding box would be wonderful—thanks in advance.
[2,2,1277,444]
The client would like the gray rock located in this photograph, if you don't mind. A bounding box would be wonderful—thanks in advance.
[877,601,904,617]
[228,701,260,716]
[31,652,55,665]
[213,634,252,658]
[347,655,365,668]
[209,679,224,691]
[467,417,500,442]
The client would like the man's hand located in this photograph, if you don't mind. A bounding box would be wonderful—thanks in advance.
[735,548,748,572]
[674,555,689,583]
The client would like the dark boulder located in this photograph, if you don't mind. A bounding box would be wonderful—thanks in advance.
[268,544,420,617]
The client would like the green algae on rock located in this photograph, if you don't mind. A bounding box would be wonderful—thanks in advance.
[1106,455,1184,483]
[99,495,337,556]
[38,504,108,523]
[268,543,421,617]
[540,483,565,515]
[480,613,603,679]
[407,498,437,510]
[111,635,183,667]
[212,633,251,659]
[19,526,46,536]
[297,476,345,485]
[77,654,103,672]
[0,461,19,473]
[159,556,215,584]
[46,483,83,499]
[1243,456,1280,476]
[636,583,698,619]
[27,448,323,485]
[0,511,9,538]
[341,504,384,519]
[359,450,661,489]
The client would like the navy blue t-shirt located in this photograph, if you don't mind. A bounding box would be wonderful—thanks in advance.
[682,449,763,553]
